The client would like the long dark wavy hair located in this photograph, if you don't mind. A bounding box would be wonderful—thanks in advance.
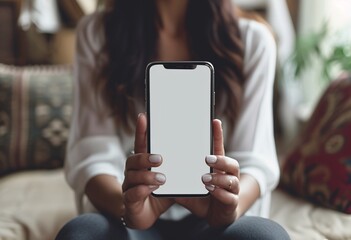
[96,0,245,133]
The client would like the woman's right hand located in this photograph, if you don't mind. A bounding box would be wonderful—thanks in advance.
[122,113,174,229]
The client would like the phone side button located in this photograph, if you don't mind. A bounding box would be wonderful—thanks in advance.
[145,82,147,102]
[213,92,215,105]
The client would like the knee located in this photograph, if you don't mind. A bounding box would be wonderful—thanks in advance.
[225,216,290,240]
[55,213,126,240]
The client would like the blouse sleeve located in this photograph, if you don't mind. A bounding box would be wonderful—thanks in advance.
[225,20,279,197]
[64,14,126,212]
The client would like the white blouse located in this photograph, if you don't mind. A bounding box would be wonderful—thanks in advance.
[65,12,279,220]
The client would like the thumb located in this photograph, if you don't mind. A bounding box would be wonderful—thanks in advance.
[134,113,147,153]
[213,119,225,156]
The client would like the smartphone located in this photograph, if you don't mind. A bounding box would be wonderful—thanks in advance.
[146,61,214,197]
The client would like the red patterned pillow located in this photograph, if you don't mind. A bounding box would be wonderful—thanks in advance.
[280,73,351,214]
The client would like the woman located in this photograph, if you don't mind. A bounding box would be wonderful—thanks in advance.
[56,0,290,239]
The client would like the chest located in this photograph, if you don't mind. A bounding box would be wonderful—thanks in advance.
[156,32,191,61]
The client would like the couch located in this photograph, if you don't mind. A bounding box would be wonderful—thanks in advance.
[0,64,350,240]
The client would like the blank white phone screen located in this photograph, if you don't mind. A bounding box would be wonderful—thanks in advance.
[148,64,212,195]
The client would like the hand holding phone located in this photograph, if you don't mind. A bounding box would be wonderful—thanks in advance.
[122,113,174,229]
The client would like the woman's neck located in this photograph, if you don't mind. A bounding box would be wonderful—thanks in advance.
[155,0,189,36]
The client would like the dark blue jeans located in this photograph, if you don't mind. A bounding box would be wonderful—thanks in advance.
[56,213,290,240]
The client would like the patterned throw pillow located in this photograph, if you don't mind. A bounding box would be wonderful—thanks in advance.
[0,64,73,176]
[280,73,351,214]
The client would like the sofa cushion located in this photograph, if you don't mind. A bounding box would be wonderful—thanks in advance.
[270,189,351,240]
[280,73,351,214]
[0,169,76,240]
[0,64,73,176]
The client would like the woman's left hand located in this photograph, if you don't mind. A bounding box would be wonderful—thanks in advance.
[175,119,240,227]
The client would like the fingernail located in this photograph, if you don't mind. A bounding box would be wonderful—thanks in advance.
[149,154,162,163]
[149,185,159,189]
[205,185,215,192]
[206,155,217,164]
[155,173,166,183]
[138,113,143,118]
[202,174,212,183]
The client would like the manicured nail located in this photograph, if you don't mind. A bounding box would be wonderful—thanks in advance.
[202,174,212,183]
[149,154,162,163]
[155,173,166,183]
[205,185,215,192]
[206,155,217,164]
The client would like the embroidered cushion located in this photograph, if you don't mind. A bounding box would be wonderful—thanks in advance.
[280,73,351,214]
[0,64,73,176]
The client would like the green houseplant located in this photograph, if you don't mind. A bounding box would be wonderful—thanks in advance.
[291,23,351,82]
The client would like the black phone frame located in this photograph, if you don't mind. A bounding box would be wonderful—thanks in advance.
[145,61,215,198]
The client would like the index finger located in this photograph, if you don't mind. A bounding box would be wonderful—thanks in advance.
[134,113,147,153]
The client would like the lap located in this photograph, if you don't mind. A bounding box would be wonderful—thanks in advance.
[56,213,290,240]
